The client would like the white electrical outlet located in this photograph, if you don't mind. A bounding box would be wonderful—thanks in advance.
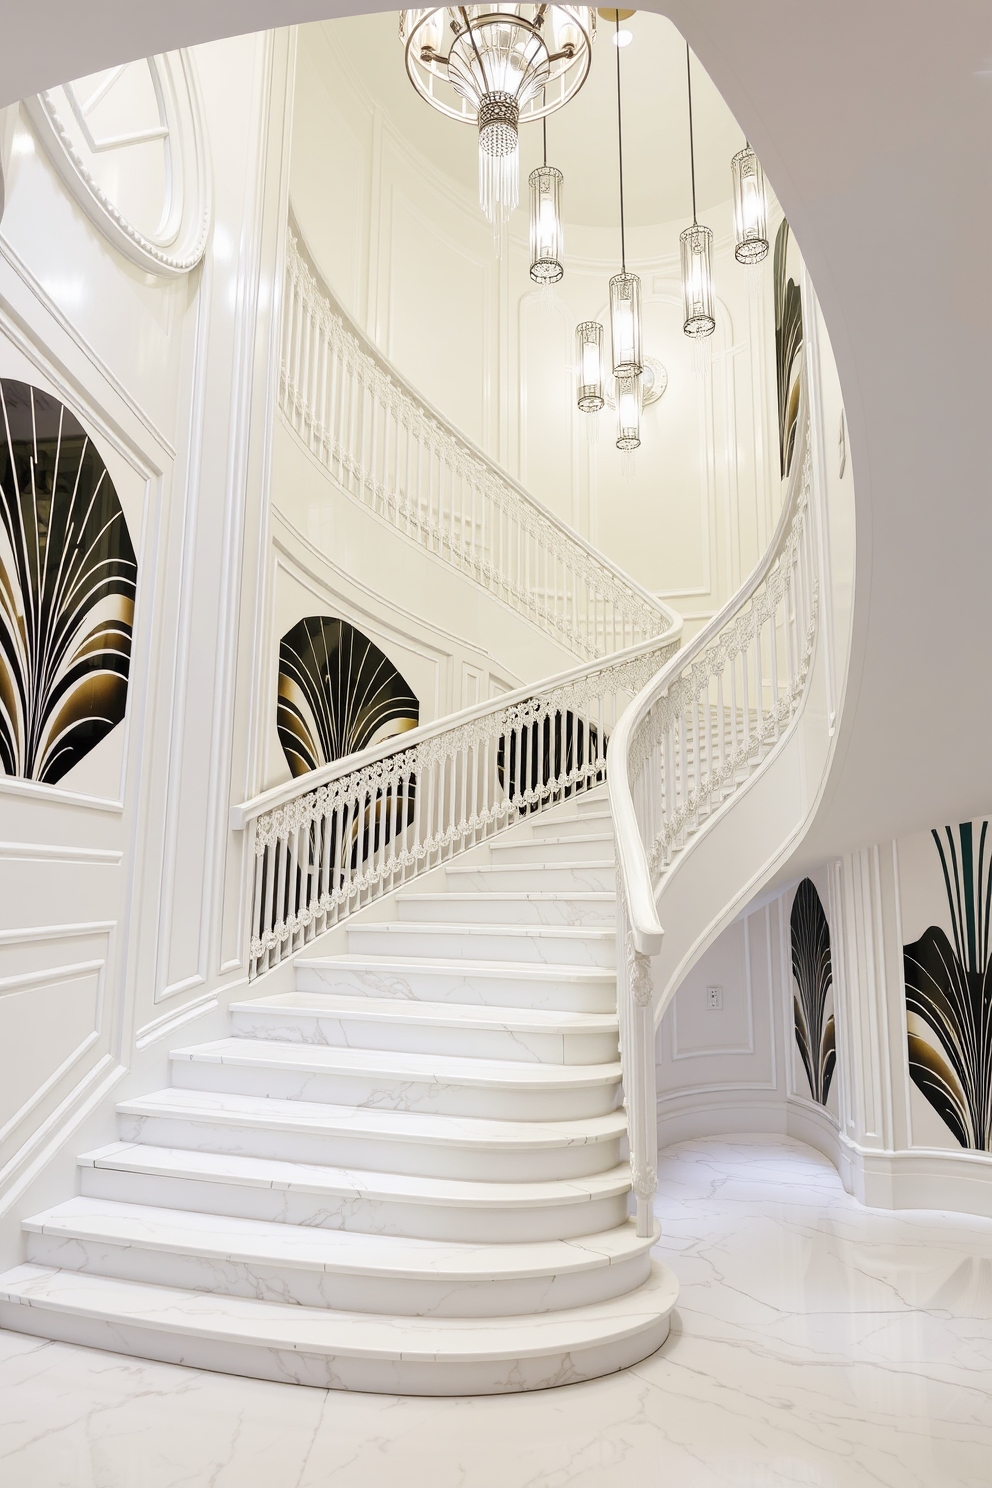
[706,985,723,1010]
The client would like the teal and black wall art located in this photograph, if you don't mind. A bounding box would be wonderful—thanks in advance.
[791,877,836,1105]
[277,616,419,777]
[904,823,992,1151]
[0,379,137,784]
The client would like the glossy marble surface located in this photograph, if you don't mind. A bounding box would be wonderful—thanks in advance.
[2,1135,990,1486]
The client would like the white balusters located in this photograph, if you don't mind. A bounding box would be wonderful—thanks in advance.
[233,634,680,980]
[610,383,817,1241]
[280,230,663,662]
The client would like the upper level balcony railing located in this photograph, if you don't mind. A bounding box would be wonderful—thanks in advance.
[280,224,669,662]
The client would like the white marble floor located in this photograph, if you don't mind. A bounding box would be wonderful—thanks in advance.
[1,1135,990,1488]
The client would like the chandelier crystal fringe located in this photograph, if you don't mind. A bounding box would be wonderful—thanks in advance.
[680,44,716,339]
[731,143,769,264]
[401,7,595,234]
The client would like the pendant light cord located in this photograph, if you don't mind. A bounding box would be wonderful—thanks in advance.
[615,12,627,270]
[686,43,697,225]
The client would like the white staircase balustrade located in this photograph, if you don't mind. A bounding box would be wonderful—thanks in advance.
[281,228,667,660]
[233,631,682,981]
[610,383,818,1236]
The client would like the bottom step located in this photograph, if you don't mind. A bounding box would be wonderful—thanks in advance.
[0,1259,678,1396]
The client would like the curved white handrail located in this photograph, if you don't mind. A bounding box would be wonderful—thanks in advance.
[281,220,668,660]
[609,379,816,1234]
[234,625,682,979]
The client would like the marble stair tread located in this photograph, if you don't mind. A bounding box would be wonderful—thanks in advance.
[229,992,617,1034]
[169,1037,622,1090]
[0,1260,678,1363]
[490,833,614,852]
[444,862,615,877]
[346,922,615,946]
[24,1198,656,1281]
[394,892,615,924]
[77,1143,632,1209]
[118,1088,628,1151]
[297,954,615,986]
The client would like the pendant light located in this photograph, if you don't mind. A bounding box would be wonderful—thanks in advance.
[680,45,715,338]
[530,117,564,283]
[401,7,596,242]
[731,143,769,264]
[608,10,641,448]
[615,372,642,452]
[576,321,606,411]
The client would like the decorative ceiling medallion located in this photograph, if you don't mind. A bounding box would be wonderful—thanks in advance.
[23,52,211,279]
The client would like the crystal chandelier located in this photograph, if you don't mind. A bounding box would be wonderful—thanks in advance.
[400,7,595,234]
[731,143,769,264]
[680,45,715,338]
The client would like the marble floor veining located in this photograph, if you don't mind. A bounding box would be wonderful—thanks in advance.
[1,1135,990,1488]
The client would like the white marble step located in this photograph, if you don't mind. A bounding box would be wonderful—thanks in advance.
[0,1260,677,1394]
[117,1089,627,1181]
[488,832,614,864]
[295,955,617,1013]
[574,792,610,814]
[169,1038,621,1120]
[24,1198,657,1316]
[78,1144,632,1242]
[527,812,613,840]
[445,861,615,892]
[230,992,619,1065]
[346,921,616,968]
[395,891,615,927]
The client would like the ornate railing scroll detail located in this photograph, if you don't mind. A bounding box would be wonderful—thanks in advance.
[234,634,680,980]
[280,226,668,661]
[609,380,818,1238]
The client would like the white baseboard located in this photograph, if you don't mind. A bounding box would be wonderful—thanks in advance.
[656,1088,841,1165]
[838,1136,992,1220]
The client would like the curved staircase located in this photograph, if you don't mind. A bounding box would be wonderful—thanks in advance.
[0,788,678,1394]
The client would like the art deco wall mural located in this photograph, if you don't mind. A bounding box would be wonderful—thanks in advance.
[904,823,992,1151]
[277,616,419,777]
[791,877,836,1104]
[0,379,137,785]
[774,219,804,479]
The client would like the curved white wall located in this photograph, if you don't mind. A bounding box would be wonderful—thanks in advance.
[289,15,784,641]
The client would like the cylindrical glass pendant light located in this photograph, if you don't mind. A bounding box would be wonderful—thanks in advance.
[610,270,642,376]
[608,12,643,382]
[615,371,641,451]
[576,321,605,411]
[680,223,716,337]
[529,132,564,283]
[731,144,769,264]
[681,46,716,338]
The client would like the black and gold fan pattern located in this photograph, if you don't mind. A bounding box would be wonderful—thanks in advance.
[774,220,804,479]
[0,379,137,785]
[904,823,992,1150]
[277,616,419,776]
[791,877,836,1105]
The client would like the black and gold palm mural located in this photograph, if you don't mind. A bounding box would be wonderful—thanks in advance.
[0,379,137,784]
[904,823,992,1151]
[277,616,419,776]
[791,878,836,1105]
[774,220,804,479]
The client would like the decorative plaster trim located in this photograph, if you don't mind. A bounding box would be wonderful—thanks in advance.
[23,52,211,279]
